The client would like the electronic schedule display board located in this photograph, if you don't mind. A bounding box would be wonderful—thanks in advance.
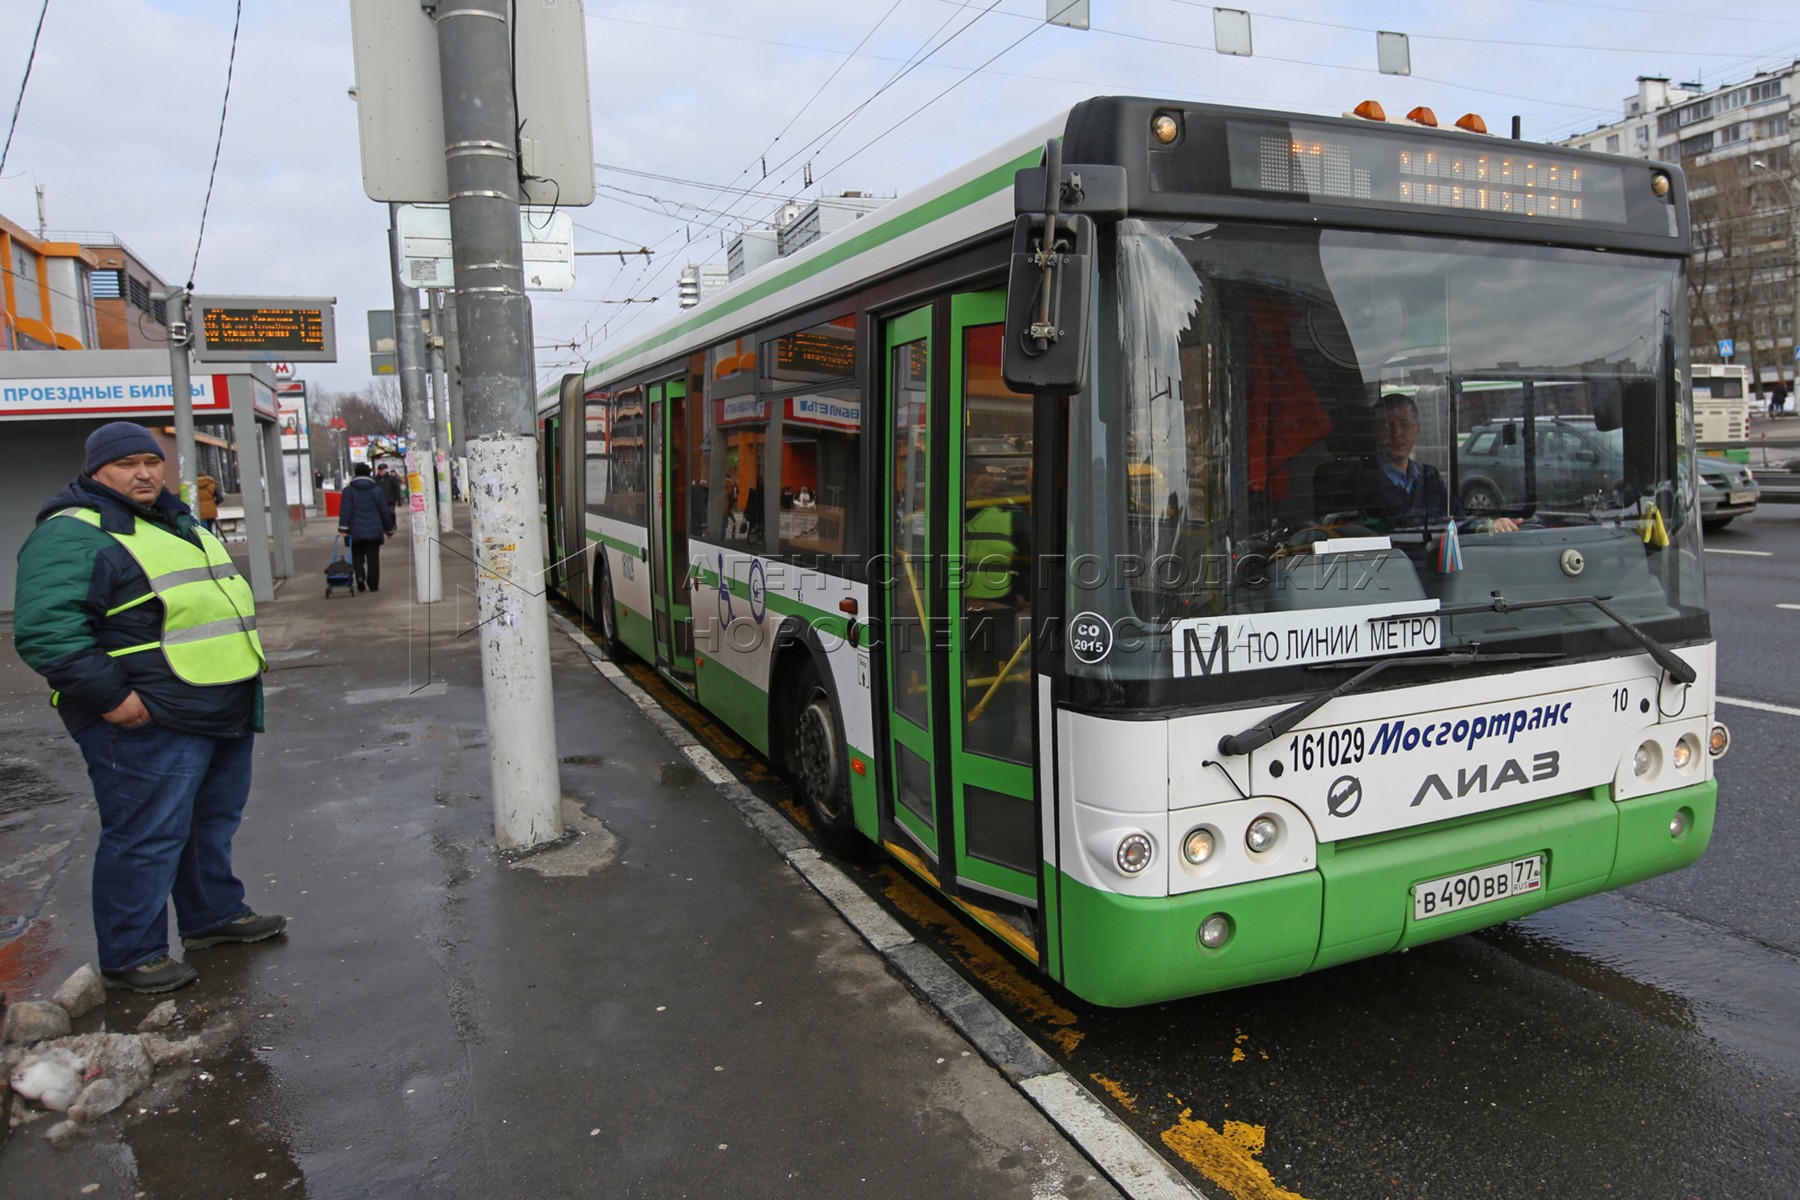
[192,295,339,363]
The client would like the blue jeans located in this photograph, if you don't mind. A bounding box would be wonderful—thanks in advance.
[72,720,255,971]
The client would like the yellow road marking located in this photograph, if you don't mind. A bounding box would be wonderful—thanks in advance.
[1090,1073,1139,1113]
[875,863,1084,1056]
[1160,1110,1308,1200]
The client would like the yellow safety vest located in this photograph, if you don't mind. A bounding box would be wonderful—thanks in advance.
[54,507,266,686]
[965,505,1020,602]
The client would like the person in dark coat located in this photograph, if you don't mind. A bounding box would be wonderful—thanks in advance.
[376,463,404,510]
[1359,394,1517,532]
[13,422,285,993]
[337,463,397,592]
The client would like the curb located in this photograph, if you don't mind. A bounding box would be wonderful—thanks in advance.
[546,609,1208,1200]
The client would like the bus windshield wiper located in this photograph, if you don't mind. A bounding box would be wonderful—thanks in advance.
[1439,591,1696,686]
[1217,648,1563,758]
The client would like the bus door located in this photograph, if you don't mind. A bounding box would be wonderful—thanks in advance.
[542,412,563,577]
[555,374,590,597]
[880,292,1040,927]
[648,379,698,690]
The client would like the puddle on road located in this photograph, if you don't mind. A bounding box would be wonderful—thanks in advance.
[1484,890,1800,1074]
[658,761,698,787]
[0,758,69,816]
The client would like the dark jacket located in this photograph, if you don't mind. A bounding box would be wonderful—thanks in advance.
[1357,459,1464,527]
[13,476,261,737]
[338,476,396,543]
[378,471,404,509]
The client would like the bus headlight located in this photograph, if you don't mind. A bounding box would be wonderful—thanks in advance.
[1116,832,1154,874]
[1632,740,1660,778]
[1672,734,1698,772]
[1181,827,1217,865]
[1245,815,1280,854]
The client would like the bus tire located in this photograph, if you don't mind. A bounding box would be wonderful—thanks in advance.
[592,558,626,659]
[789,658,866,859]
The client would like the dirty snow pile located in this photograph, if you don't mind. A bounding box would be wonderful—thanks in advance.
[3,965,240,1143]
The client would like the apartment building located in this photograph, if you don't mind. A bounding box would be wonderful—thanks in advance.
[1559,70,1799,391]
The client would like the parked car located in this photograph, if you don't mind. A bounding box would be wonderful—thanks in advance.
[1456,418,1624,513]
[1696,454,1758,529]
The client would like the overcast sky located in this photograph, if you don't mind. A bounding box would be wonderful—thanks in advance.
[3,0,1798,402]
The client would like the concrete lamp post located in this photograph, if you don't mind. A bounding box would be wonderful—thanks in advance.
[1752,158,1800,398]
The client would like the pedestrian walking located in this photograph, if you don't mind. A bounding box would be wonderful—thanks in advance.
[196,472,220,534]
[1772,378,1789,419]
[337,463,396,592]
[12,421,285,994]
[376,463,404,511]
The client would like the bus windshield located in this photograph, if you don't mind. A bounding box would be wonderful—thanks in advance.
[1069,220,1706,701]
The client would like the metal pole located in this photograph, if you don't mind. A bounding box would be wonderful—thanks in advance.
[437,0,562,850]
[262,413,295,578]
[156,289,199,509]
[229,378,275,604]
[389,204,444,603]
[445,298,468,504]
[445,299,466,458]
[429,289,456,528]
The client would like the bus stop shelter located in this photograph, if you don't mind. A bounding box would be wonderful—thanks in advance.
[0,349,293,608]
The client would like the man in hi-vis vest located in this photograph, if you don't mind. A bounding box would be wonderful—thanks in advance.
[14,422,286,993]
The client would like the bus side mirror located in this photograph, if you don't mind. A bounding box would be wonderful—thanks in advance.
[1002,211,1094,394]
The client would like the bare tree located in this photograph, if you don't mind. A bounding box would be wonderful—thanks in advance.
[307,381,407,483]
[1687,155,1789,393]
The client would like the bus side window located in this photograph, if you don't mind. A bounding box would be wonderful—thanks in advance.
[775,387,862,573]
[599,388,647,525]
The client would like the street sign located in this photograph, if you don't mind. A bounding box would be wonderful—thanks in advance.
[1719,338,1735,359]
[192,295,339,363]
[396,204,576,291]
[348,0,594,205]
[368,309,397,376]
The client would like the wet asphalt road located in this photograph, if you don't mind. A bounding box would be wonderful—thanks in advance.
[624,506,1800,1199]
[6,505,1797,1199]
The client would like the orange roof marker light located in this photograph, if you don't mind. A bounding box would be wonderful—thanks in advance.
[1456,112,1490,134]
[1406,106,1439,128]
[1351,99,1387,122]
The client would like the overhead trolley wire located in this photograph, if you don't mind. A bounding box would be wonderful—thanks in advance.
[186,0,244,290]
[0,0,52,177]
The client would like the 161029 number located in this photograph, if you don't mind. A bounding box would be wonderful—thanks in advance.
[1290,726,1366,771]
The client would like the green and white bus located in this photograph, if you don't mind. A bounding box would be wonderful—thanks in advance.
[539,96,1726,1007]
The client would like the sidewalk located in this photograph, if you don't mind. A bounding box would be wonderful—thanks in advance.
[0,514,1129,1199]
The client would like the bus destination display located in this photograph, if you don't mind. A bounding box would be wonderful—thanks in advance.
[192,295,339,363]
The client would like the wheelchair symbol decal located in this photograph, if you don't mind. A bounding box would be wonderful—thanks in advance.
[717,556,769,627]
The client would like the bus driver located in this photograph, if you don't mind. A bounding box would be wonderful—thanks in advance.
[1360,394,1519,534]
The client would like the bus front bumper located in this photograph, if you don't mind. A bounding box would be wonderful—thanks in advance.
[1053,780,1715,1008]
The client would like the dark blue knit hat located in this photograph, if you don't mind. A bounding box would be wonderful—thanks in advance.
[84,422,165,475]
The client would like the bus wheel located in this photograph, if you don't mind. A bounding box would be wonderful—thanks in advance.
[790,660,865,859]
[593,562,625,659]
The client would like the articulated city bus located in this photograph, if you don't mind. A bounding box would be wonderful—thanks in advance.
[539,96,1726,1007]
[1690,362,1750,461]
